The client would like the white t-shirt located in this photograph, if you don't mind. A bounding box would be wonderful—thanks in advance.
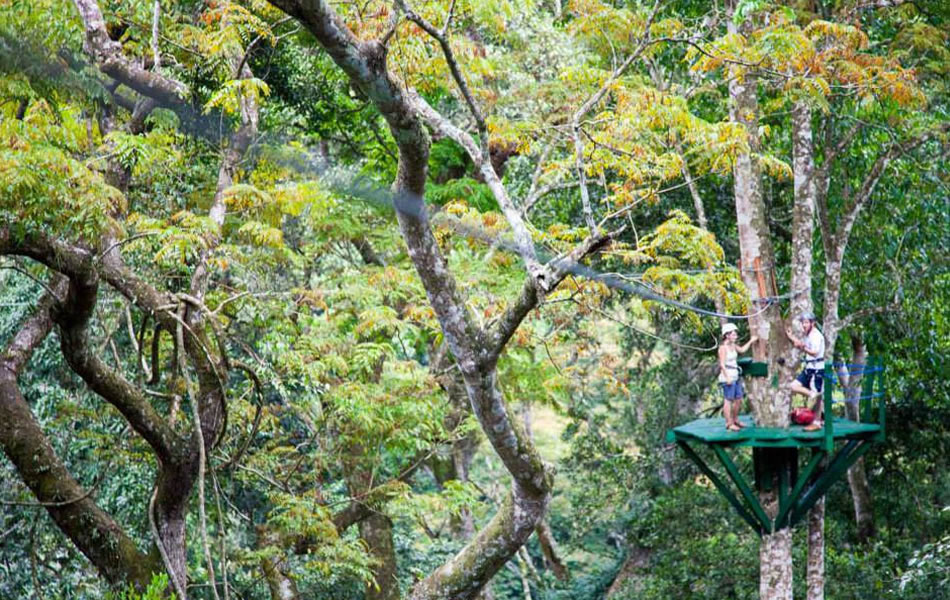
[803,327,825,369]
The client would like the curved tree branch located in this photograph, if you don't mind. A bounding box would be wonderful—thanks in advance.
[264,2,554,597]
[0,280,161,589]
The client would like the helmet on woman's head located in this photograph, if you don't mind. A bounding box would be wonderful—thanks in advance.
[798,311,817,322]
[721,323,738,336]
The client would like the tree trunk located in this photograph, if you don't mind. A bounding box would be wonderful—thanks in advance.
[728,11,793,596]
[790,103,816,319]
[760,527,793,600]
[344,434,401,600]
[806,497,825,600]
[791,102,826,600]
[360,514,401,600]
[844,337,875,542]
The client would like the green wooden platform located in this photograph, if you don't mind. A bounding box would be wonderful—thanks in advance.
[666,358,886,535]
[666,415,882,448]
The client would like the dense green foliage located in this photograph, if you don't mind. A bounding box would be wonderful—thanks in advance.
[1,1,948,599]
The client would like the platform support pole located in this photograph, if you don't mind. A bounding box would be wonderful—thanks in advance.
[713,446,772,532]
[824,362,834,452]
[774,448,823,529]
[789,440,874,526]
[676,441,763,534]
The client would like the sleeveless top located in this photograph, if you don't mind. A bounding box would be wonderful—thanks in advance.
[719,346,739,383]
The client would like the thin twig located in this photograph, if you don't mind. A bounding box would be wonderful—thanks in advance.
[0,264,63,300]
[96,231,162,261]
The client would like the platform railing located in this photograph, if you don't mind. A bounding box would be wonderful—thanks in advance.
[821,358,885,450]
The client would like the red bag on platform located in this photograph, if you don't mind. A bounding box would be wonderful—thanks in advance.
[791,408,815,426]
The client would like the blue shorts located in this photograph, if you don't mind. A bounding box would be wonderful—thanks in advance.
[796,369,823,393]
[721,380,744,401]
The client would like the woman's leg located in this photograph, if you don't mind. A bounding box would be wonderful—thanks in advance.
[721,385,733,428]
[725,394,741,431]
[734,381,745,427]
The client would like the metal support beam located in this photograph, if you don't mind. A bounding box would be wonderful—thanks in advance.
[790,441,874,526]
[676,441,762,535]
[775,448,824,530]
[711,446,772,532]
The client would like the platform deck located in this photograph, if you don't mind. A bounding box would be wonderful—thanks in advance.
[666,415,882,448]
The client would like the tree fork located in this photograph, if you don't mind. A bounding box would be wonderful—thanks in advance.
[0,283,161,589]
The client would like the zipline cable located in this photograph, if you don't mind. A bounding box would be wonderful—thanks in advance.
[319,166,804,323]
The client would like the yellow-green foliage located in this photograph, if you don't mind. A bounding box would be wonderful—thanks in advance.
[688,9,925,110]
[608,210,749,331]
[0,103,122,239]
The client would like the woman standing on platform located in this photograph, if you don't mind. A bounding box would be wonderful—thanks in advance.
[719,323,758,432]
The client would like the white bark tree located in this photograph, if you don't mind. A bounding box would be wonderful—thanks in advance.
[263,2,624,597]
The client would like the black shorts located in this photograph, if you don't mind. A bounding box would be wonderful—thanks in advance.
[796,369,823,393]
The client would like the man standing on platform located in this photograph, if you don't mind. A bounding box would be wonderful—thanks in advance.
[788,312,826,431]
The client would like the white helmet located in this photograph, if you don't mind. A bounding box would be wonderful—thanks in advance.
[721,323,738,336]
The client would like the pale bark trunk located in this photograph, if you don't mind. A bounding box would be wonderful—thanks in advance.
[790,103,815,319]
[728,11,792,596]
[844,338,875,541]
[726,52,786,409]
[760,528,793,600]
[806,497,825,600]
[823,254,875,546]
[791,102,826,600]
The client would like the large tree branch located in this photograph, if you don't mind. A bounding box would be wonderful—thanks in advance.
[398,1,542,275]
[487,227,622,359]
[831,124,948,265]
[72,0,188,108]
[409,488,546,600]
[1,279,66,375]
[410,91,541,277]
[265,3,553,597]
[0,228,183,464]
[0,282,161,589]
